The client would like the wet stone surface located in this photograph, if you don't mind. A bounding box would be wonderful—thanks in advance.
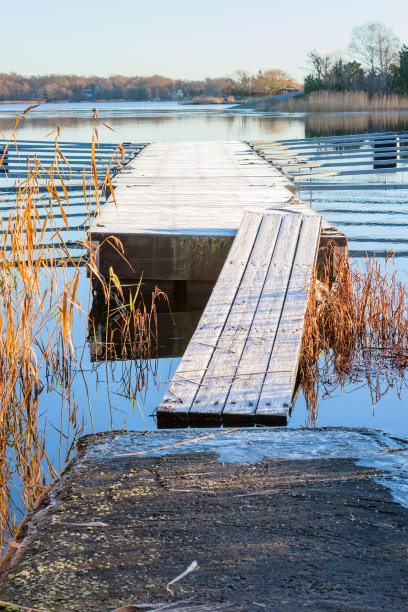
[0,430,407,611]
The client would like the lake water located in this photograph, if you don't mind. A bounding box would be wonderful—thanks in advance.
[1,101,408,477]
[3,100,408,142]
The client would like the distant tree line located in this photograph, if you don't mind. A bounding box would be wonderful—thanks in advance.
[304,21,408,96]
[0,70,299,102]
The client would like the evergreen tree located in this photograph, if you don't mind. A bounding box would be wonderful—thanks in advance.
[391,45,408,94]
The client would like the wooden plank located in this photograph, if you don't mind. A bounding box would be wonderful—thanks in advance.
[283,158,408,170]
[256,138,406,152]
[158,211,264,425]
[264,145,408,162]
[157,212,322,427]
[221,214,303,425]
[188,213,283,425]
[250,130,407,145]
[289,166,406,180]
[297,183,408,191]
[256,214,322,423]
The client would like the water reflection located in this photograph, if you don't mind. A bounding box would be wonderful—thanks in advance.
[88,278,212,360]
[373,137,400,169]
[304,112,408,138]
[1,101,408,441]
[0,105,304,142]
[1,102,408,145]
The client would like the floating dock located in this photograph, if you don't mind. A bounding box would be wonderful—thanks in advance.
[89,140,346,425]
[89,140,345,285]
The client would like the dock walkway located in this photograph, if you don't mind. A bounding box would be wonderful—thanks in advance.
[158,210,321,426]
[89,140,346,425]
[90,140,344,283]
[89,140,298,283]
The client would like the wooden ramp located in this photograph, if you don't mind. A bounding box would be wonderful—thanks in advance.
[157,209,322,427]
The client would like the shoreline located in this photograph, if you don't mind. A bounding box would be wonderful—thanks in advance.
[0,99,238,105]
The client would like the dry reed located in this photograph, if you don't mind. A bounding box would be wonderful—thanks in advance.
[88,268,169,362]
[300,251,408,425]
[0,109,163,553]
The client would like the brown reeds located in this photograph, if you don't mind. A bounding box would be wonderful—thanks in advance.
[0,109,164,553]
[276,91,408,113]
[88,268,170,363]
[301,251,408,425]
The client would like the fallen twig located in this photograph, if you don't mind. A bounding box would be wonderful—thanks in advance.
[390,436,408,445]
[111,599,195,611]
[233,489,278,498]
[51,520,109,527]
[181,472,216,478]
[115,430,239,457]
[166,561,198,595]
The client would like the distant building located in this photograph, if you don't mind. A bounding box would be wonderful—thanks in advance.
[82,85,100,99]
[171,89,183,100]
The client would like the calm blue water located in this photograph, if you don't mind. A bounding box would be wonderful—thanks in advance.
[1,101,408,469]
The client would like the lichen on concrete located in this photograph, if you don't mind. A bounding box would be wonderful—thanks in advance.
[0,429,407,611]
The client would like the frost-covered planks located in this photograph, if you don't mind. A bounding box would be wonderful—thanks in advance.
[188,213,283,425]
[90,140,298,281]
[157,211,264,425]
[255,214,322,423]
[221,214,303,425]
[157,210,322,427]
[91,140,295,237]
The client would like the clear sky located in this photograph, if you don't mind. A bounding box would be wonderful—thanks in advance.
[2,0,408,81]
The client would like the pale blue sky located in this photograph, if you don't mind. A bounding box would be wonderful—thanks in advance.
[2,0,408,80]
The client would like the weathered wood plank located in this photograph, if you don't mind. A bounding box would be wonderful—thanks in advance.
[256,214,322,423]
[158,211,264,425]
[222,213,303,425]
[188,213,283,425]
[250,130,407,145]
[157,211,322,427]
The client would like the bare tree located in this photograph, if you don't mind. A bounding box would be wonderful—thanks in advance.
[349,21,400,87]
[308,51,333,80]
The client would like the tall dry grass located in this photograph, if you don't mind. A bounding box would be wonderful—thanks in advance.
[301,251,408,425]
[277,91,408,113]
[0,109,162,552]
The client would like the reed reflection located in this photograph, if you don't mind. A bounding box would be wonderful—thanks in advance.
[305,112,408,138]
[88,274,211,360]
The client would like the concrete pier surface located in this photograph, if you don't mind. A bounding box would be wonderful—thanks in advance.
[0,428,407,611]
